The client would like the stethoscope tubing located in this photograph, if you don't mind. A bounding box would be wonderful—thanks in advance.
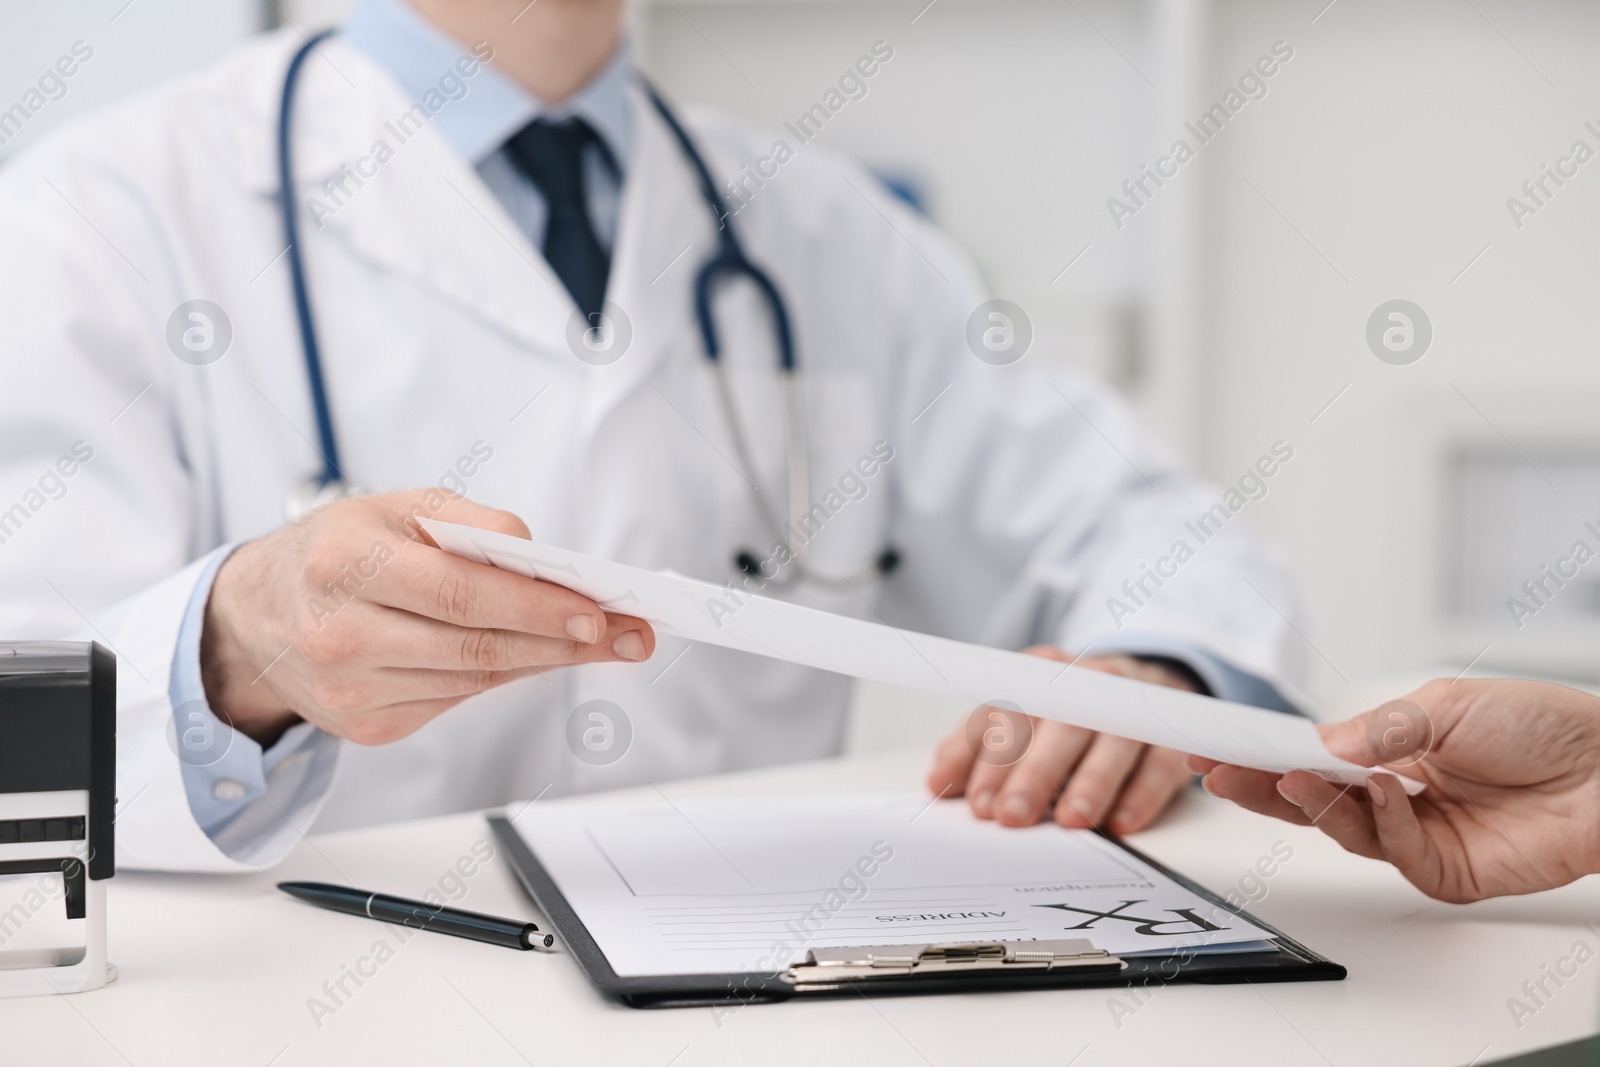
[279,29,349,496]
[276,35,894,584]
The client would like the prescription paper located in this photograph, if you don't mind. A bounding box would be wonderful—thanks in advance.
[423,519,1413,790]
[511,793,1275,977]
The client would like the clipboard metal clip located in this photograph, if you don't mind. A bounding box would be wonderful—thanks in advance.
[784,939,1124,990]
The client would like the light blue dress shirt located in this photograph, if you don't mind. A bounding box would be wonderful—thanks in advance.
[172,0,1297,857]
[345,0,634,249]
[168,547,340,862]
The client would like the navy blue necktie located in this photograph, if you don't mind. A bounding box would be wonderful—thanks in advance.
[505,117,612,322]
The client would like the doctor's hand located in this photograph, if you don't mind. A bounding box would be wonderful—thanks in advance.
[1189,678,1600,903]
[926,648,1200,835]
[201,490,656,748]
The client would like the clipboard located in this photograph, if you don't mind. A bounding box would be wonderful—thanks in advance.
[487,813,1345,1009]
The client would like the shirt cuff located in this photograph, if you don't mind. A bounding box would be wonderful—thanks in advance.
[169,545,342,863]
[1077,632,1304,716]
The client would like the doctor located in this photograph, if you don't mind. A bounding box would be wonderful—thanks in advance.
[0,0,1308,872]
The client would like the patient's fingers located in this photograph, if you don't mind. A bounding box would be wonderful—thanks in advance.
[1364,775,1449,895]
[1277,772,1385,860]
[1200,765,1312,825]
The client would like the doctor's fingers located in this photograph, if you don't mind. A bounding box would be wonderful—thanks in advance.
[297,664,553,722]
[1101,746,1191,834]
[925,727,980,801]
[975,719,1095,825]
[307,694,479,747]
[404,494,533,541]
[1054,734,1147,829]
[298,603,653,670]
[350,536,621,643]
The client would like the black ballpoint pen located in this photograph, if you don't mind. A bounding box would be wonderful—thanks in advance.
[278,881,556,951]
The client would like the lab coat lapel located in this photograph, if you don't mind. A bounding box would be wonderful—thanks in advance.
[579,85,715,430]
[243,41,708,402]
[274,40,576,360]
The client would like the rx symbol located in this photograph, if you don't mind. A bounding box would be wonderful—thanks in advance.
[1034,899,1227,936]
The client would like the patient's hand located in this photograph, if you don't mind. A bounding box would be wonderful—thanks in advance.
[926,648,1199,835]
[1190,678,1600,903]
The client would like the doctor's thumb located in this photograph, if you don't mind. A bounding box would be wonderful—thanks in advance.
[428,495,533,540]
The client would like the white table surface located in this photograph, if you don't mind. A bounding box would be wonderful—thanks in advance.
[4,749,1598,1067]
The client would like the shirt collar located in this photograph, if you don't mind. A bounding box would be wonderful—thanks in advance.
[342,0,634,174]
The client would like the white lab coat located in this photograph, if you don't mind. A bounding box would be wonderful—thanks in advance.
[0,31,1308,872]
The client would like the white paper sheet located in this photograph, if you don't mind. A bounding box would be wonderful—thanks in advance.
[511,794,1275,977]
[423,519,1413,790]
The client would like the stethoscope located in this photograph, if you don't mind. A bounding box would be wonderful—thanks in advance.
[277,30,898,589]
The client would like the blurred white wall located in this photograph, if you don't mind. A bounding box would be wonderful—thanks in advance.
[636,0,1219,456]
[635,0,1149,335]
[0,0,262,162]
[5,0,1597,747]
[1205,0,1600,712]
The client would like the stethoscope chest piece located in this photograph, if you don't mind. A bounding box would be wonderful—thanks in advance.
[285,477,366,521]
